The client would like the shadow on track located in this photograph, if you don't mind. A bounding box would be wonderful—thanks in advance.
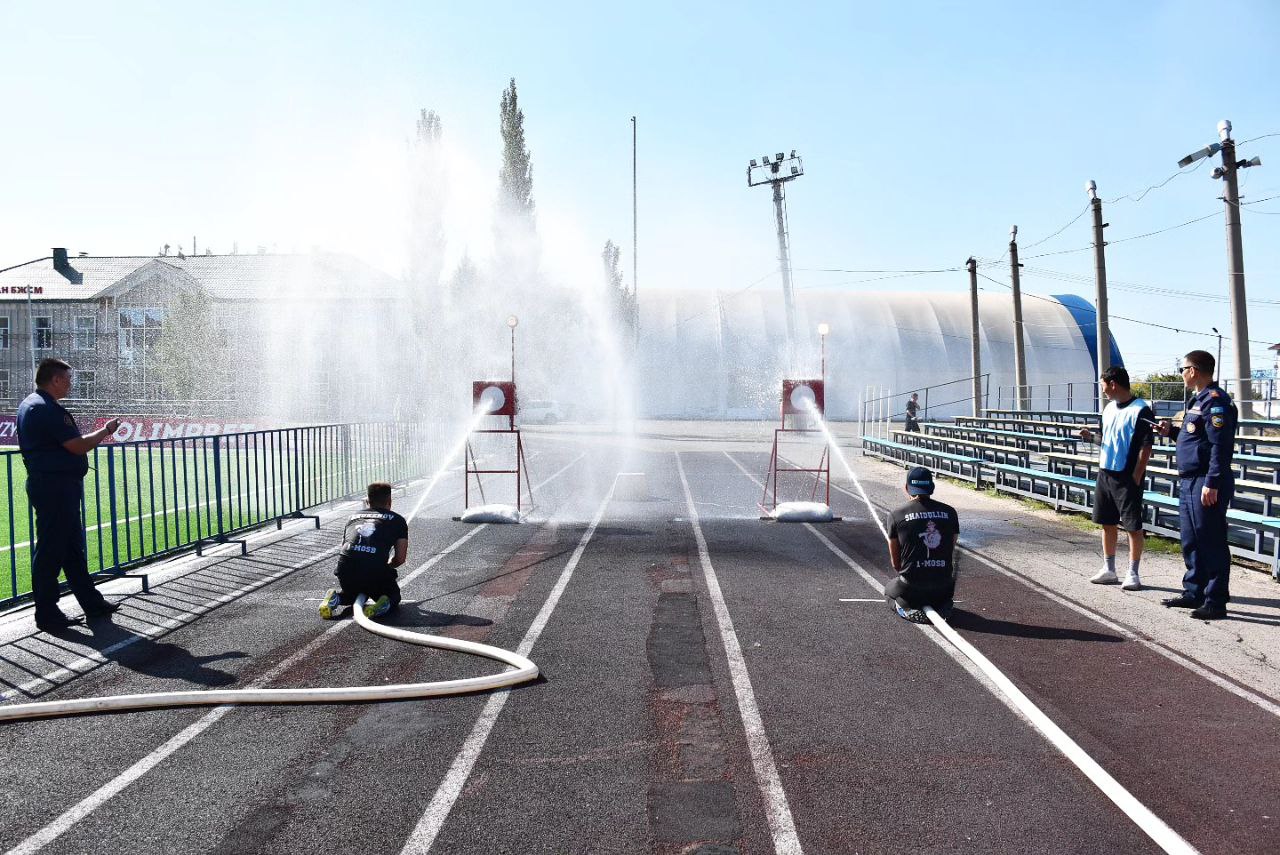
[948,610,1124,643]
[389,605,495,629]
[81,621,249,686]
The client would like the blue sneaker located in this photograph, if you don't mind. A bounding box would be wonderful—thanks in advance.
[318,588,343,620]
[363,595,391,619]
[893,601,930,624]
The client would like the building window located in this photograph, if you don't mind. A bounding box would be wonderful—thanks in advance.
[33,317,52,350]
[75,370,94,400]
[0,370,9,399]
[118,307,164,358]
[74,316,96,351]
[0,317,9,350]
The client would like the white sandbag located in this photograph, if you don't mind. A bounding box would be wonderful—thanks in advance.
[459,504,523,524]
[771,501,833,523]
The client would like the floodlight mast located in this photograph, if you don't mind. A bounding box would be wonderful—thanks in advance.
[748,151,804,373]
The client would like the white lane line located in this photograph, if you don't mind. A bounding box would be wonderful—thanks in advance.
[1,545,339,703]
[677,452,803,855]
[3,526,488,855]
[803,528,1198,855]
[399,474,617,855]
[723,449,1199,854]
[5,452,590,855]
[958,547,1280,721]
[812,456,1280,723]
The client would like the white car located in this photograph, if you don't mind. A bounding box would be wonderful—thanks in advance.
[521,399,564,425]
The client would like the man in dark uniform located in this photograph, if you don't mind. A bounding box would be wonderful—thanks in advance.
[17,358,122,633]
[905,393,921,433]
[885,466,960,623]
[1157,350,1236,620]
[319,481,409,620]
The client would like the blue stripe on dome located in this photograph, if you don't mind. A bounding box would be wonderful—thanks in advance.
[1051,293,1124,372]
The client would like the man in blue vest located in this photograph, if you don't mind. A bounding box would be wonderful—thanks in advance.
[1157,350,1237,620]
[1077,366,1154,590]
[17,358,122,633]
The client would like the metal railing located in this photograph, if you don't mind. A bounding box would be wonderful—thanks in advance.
[997,377,1280,419]
[860,373,991,439]
[0,422,437,609]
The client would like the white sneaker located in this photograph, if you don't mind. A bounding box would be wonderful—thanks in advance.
[1090,568,1120,585]
[1122,574,1142,591]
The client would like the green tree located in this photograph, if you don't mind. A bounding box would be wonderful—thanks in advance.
[409,108,448,292]
[495,79,538,284]
[155,287,222,402]
[1134,371,1182,403]
[602,240,636,344]
[497,79,534,224]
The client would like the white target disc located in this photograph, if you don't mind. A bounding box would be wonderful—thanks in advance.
[478,385,507,413]
[789,383,817,411]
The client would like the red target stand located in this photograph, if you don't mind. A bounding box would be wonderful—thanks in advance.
[761,379,831,512]
[465,380,534,512]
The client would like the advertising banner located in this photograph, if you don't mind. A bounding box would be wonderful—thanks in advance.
[93,418,259,443]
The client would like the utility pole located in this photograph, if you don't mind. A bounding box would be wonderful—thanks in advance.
[1086,180,1109,414]
[631,116,638,347]
[967,257,982,416]
[1008,225,1028,410]
[747,151,804,373]
[1178,119,1262,415]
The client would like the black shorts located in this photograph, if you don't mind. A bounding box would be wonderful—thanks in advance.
[1092,470,1144,532]
[335,567,402,607]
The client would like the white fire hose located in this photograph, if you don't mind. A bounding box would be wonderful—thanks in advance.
[0,595,538,723]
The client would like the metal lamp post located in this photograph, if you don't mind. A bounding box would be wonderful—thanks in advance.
[507,315,518,383]
[817,322,829,384]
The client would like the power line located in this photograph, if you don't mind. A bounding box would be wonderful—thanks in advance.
[974,270,1276,345]
[1238,132,1280,146]
[1103,156,1208,204]
[1020,203,1091,251]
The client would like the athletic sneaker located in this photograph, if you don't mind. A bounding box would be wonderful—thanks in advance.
[318,588,343,620]
[1089,568,1120,585]
[894,602,930,624]
[1121,573,1142,591]
[364,595,391,619]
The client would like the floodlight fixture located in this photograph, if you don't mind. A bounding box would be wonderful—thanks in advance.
[1212,166,1226,179]
[1177,143,1222,169]
[747,150,804,187]
[1243,156,1262,168]
[1010,225,1018,241]
[750,158,758,167]
[1218,119,1232,142]
[1086,179,1098,199]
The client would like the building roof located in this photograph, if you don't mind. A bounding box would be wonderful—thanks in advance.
[0,252,399,302]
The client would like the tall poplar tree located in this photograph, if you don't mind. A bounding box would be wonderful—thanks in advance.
[495,79,538,283]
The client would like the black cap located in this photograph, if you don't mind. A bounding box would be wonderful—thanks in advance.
[906,466,935,496]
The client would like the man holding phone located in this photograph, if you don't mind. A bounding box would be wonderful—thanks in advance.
[17,358,123,633]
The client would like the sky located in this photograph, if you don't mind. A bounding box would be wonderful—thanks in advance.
[1,0,1278,379]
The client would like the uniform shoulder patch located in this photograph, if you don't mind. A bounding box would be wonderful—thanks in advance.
[1211,415,1225,428]
[1210,406,1226,415]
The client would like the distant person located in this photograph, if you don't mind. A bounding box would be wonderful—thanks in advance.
[1156,350,1236,620]
[17,358,122,633]
[320,481,409,620]
[1077,366,1154,591]
[885,467,960,622]
[905,392,921,433]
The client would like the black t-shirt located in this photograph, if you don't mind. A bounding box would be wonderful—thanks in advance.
[906,399,919,417]
[335,508,408,577]
[888,497,960,590]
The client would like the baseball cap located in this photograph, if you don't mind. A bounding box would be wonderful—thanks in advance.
[906,466,935,496]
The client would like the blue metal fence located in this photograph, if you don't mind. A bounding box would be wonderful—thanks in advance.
[1,422,434,609]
